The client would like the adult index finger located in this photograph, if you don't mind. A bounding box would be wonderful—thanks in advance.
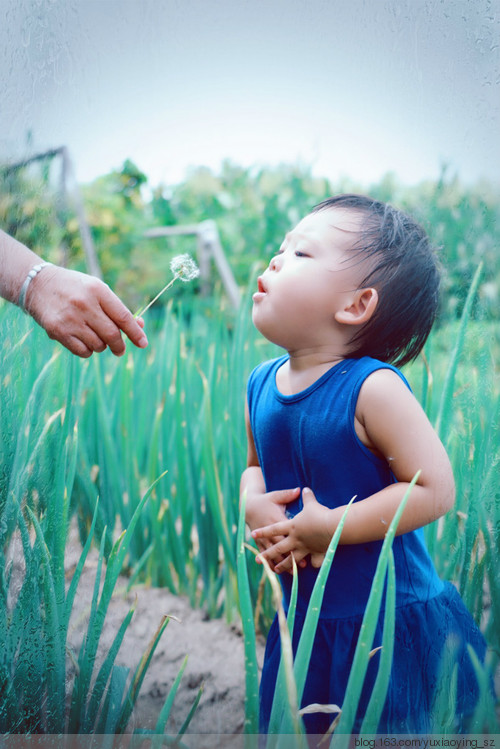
[99,288,149,351]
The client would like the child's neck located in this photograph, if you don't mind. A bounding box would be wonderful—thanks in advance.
[276,348,345,396]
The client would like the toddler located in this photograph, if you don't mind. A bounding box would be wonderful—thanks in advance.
[240,194,489,734]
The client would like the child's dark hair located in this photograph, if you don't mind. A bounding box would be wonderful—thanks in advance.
[312,194,441,368]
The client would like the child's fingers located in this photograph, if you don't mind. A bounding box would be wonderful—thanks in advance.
[251,521,288,540]
[310,552,326,568]
[269,487,301,505]
[256,537,293,568]
[274,552,308,575]
[255,535,285,553]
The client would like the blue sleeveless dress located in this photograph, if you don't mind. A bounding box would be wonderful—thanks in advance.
[247,355,487,734]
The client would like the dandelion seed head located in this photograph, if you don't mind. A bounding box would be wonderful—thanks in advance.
[170,254,200,282]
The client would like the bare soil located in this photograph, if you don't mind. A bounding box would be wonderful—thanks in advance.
[65,530,265,746]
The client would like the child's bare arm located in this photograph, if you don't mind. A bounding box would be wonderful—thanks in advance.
[252,369,455,573]
[241,401,301,563]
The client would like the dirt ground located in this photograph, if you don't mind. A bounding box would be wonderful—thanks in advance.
[65,529,265,746]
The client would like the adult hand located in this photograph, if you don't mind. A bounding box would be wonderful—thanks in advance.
[26,265,148,358]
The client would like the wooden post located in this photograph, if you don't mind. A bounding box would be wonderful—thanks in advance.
[57,147,70,267]
[198,220,240,308]
[2,147,103,279]
[143,221,240,308]
[62,148,102,279]
[196,228,212,297]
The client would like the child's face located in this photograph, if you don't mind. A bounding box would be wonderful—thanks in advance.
[252,207,366,352]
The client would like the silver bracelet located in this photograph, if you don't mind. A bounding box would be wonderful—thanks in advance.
[18,262,53,312]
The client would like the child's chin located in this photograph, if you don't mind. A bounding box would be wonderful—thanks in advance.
[251,308,266,333]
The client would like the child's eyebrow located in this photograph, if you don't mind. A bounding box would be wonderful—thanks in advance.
[285,231,315,244]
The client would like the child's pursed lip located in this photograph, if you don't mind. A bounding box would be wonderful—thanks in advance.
[252,276,267,303]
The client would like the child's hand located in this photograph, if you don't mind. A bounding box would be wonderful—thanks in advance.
[251,487,335,574]
[242,477,307,572]
[245,485,302,561]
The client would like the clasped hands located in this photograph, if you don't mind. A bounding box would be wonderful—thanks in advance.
[246,485,336,575]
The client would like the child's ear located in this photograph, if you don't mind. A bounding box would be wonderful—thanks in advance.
[335,287,378,326]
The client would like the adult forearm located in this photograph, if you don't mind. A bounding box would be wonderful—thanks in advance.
[0,230,42,304]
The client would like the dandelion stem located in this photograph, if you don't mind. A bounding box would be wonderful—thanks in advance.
[134,278,176,318]
[133,254,199,318]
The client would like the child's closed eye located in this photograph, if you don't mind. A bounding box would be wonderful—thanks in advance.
[275,249,309,257]
[272,247,310,260]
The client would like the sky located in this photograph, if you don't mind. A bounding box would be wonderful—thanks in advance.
[0,0,499,189]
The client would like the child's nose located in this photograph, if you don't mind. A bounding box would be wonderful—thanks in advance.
[269,254,282,271]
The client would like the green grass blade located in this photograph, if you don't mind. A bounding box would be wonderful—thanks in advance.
[430,637,459,733]
[258,555,306,746]
[82,600,137,732]
[25,505,65,732]
[236,491,260,735]
[96,665,130,734]
[126,544,154,592]
[105,469,168,585]
[293,498,356,709]
[69,471,166,731]
[44,355,81,607]
[435,262,483,442]
[68,530,108,732]
[153,654,189,735]
[198,365,236,569]
[268,559,299,735]
[64,497,100,629]
[359,547,396,732]
[331,472,420,745]
[464,645,498,732]
[2,504,44,731]
[2,351,60,522]
[266,498,356,739]
[115,614,171,733]
[175,684,204,740]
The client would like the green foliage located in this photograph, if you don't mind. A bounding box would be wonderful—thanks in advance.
[1,277,498,734]
[0,318,199,734]
[165,162,332,285]
[0,163,66,263]
[370,171,500,321]
[237,493,260,735]
[70,290,269,619]
[78,161,162,308]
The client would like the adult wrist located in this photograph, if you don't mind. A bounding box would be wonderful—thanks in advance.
[17,262,53,312]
